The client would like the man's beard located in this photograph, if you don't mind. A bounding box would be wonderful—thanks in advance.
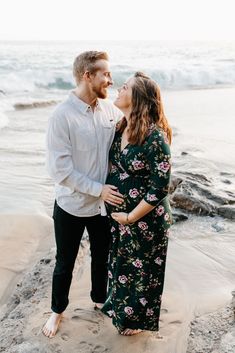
[93,86,108,99]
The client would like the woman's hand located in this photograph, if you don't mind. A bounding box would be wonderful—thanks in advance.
[111,212,132,225]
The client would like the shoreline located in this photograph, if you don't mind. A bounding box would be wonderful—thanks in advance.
[0,87,235,351]
[0,215,234,353]
[0,213,53,311]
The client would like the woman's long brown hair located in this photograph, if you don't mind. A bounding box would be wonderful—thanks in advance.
[117,72,172,145]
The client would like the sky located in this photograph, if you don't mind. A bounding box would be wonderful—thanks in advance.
[0,0,234,41]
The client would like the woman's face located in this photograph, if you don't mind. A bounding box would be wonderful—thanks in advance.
[114,77,135,111]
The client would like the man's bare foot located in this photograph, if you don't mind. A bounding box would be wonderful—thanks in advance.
[120,328,142,336]
[42,312,63,338]
[94,303,103,310]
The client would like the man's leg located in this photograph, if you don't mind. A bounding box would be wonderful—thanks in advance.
[86,215,111,305]
[43,202,85,338]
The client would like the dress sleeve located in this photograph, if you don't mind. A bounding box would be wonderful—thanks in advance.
[143,130,171,206]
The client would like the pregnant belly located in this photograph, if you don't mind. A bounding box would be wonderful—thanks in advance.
[106,172,148,214]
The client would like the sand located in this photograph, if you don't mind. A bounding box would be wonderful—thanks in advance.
[1,88,235,352]
[0,215,234,353]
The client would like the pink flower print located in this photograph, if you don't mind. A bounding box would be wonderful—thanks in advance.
[138,221,148,230]
[146,193,158,202]
[111,226,115,232]
[118,275,128,284]
[124,306,134,315]
[156,205,165,216]
[132,259,143,268]
[122,148,128,155]
[139,297,148,306]
[108,270,113,278]
[120,172,129,180]
[111,165,117,172]
[146,308,154,316]
[158,161,170,173]
[163,131,169,144]
[164,212,170,221]
[119,224,131,235]
[154,257,163,266]
[129,188,139,198]
[132,160,145,170]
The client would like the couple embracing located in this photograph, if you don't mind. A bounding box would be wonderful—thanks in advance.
[43,51,172,338]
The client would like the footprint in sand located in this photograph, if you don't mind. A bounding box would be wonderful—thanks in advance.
[61,333,69,341]
[169,319,182,325]
[78,341,108,353]
[161,308,168,313]
[72,307,104,324]
[87,324,99,335]
[50,343,62,353]
[72,308,105,335]
[72,314,99,325]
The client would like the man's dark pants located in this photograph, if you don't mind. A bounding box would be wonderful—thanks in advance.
[51,202,111,314]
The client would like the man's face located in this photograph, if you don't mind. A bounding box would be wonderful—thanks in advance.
[90,59,113,99]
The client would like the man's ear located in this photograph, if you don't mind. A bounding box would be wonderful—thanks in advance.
[83,71,91,81]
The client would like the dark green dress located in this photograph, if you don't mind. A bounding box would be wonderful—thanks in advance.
[101,124,172,331]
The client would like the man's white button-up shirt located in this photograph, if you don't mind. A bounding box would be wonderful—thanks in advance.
[46,92,122,216]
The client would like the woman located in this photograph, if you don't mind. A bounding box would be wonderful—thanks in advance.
[101,72,172,336]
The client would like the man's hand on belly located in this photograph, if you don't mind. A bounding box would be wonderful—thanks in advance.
[101,185,124,206]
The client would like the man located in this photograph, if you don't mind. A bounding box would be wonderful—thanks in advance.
[42,51,123,338]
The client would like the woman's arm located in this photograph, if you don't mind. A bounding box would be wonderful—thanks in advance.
[111,130,171,225]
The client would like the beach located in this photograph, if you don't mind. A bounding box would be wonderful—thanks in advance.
[0,81,235,352]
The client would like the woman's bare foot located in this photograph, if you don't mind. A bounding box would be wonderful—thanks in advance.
[120,328,142,336]
[42,312,63,338]
[94,303,103,310]
[155,331,163,339]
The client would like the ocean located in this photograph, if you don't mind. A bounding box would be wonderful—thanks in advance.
[0,40,235,213]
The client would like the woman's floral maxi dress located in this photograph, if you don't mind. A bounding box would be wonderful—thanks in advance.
[101,125,172,331]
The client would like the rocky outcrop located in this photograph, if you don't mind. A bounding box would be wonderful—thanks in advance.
[170,172,235,220]
[186,292,235,353]
[14,100,58,110]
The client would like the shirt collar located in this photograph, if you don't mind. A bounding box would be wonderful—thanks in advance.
[69,91,102,114]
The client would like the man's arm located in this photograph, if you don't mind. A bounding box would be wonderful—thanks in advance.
[46,111,102,197]
[46,110,124,204]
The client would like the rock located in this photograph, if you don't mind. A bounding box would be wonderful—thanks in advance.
[170,172,235,218]
[219,328,235,353]
[14,100,58,110]
[211,222,226,232]
[231,291,235,319]
[218,205,235,220]
[22,288,37,300]
[171,191,215,215]
[220,172,235,177]
[222,179,232,185]
[181,151,188,155]
[186,304,234,353]
[169,176,183,193]
[172,211,188,223]
[182,172,211,186]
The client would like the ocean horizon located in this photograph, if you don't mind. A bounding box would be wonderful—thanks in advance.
[1,40,235,126]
